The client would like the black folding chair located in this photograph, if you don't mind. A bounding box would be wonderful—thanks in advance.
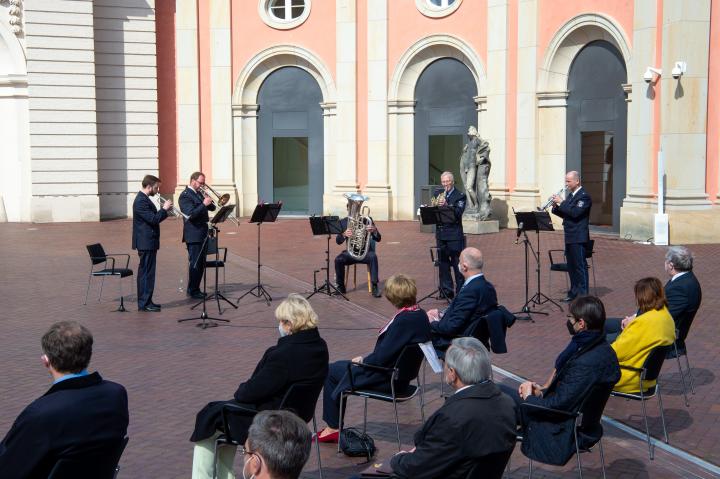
[48,436,129,479]
[338,344,426,451]
[520,383,613,479]
[611,344,672,459]
[215,382,325,479]
[205,236,228,292]
[84,244,133,311]
[466,446,515,479]
[548,239,596,296]
[667,305,699,406]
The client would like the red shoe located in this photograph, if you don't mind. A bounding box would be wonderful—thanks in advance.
[315,430,339,443]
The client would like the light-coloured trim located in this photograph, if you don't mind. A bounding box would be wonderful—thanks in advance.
[473,95,487,112]
[258,0,311,30]
[415,0,462,19]
[0,20,26,74]
[537,90,569,108]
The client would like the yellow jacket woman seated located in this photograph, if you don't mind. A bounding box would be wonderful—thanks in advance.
[611,277,675,393]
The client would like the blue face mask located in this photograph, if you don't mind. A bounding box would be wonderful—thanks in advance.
[278,323,288,337]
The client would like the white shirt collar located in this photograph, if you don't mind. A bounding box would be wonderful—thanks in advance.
[454,384,473,395]
[671,271,689,282]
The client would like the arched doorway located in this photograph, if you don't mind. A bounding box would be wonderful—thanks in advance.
[413,58,477,207]
[257,66,324,215]
[566,40,627,230]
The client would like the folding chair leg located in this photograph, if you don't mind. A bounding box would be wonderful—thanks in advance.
[657,385,669,444]
[686,353,695,394]
[574,429,583,479]
[212,440,221,479]
[392,399,401,451]
[84,269,93,305]
[599,438,606,479]
[99,275,106,302]
[528,458,533,479]
[312,415,324,479]
[676,352,690,407]
[337,392,345,454]
[640,391,654,459]
[363,397,368,434]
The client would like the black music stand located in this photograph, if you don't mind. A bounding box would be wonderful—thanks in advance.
[237,202,282,306]
[418,205,456,304]
[306,215,347,300]
[513,209,562,321]
[178,204,236,329]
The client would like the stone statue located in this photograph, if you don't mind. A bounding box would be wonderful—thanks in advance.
[459,126,492,220]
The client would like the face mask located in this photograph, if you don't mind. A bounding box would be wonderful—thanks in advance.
[242,455,255,479]
[566,319,577,336]
[278,323,288,337]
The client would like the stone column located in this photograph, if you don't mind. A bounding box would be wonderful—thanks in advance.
[388,100,416,219]
[364,0,390,219]
[233,104,259,216]
[175,0,201,199]
[536,91,568,230]
[321,102,339,215]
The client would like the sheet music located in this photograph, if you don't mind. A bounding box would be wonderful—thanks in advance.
[419,341,443,373]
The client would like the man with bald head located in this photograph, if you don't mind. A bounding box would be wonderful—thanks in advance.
[551,171,592,302]
[428,247,498,353]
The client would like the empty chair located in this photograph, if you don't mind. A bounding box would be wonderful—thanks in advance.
[84,244,133,311]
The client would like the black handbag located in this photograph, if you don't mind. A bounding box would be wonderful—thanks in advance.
[339,428,376,461]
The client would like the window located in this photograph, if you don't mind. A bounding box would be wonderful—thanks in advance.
[416,0,462,18]
[259,0,311,30]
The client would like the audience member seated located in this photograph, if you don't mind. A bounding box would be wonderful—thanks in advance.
[389,338,517,479]
[316,274,431,442]
[190,294,329,479]
[509,297,620,464]
[0,321,129,478]
[427,247,498,353]
[240,410,312,479]
[606,277,675,393]
[663,246,702,354]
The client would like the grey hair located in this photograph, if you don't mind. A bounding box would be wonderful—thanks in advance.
[666,246,693,272]
[247,410,312,479]
[461,248,484,271]
[441,171,454,182]
[567,170,581,181]
[445,337,492,385]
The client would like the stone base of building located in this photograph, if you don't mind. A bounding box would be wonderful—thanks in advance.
[621,205,720,244]
[363,184,392,221]
[32,196,100,223]
[463,215,499,234]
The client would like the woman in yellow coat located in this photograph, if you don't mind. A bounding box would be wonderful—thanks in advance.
[611,277,675,393]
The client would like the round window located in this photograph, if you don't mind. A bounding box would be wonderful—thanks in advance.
[416,0,462,18]
[259,0,311,30]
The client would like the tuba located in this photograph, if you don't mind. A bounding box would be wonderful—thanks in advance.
[344,193,372,261]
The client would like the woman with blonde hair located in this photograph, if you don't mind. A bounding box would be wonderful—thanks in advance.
[316,274,431,442]
[611,277,675,393]
[190,293,329,479]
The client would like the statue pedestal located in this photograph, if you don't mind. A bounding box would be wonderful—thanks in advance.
[462,213,499,235]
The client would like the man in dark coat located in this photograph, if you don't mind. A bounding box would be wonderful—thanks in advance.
[390,338,517,479]
[428,247,498,353]
[179,171,216,299]
[664,246,702,352]
[515,296,620,466]
[334,210,382,298]
[0,321,129,478]
[132,174,171,311]
[433,171,467,298]
[551,170,592,301]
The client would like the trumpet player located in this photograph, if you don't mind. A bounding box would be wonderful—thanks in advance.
[179,172,216,299]
[132,174,172,312]
[433,172,466,299]
[550,171,592,302]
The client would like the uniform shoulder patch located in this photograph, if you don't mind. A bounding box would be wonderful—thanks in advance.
[577,200,584,207]
[458,200,465,208]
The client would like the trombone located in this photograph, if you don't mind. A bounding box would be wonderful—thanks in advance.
[157,195,189,220]
[200,185,240,226]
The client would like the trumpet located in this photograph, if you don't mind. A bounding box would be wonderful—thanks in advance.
[201,184,231,207]
[540,187,566,210]
[157,195,189,220]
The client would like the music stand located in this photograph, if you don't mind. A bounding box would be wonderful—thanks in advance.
[513,209,562,321]
[418,205,456,304]
[237,202,282,306]
[178,204,236,329]
[306,215,348,300]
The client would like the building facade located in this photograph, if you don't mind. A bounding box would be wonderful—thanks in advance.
[1,0,719,243]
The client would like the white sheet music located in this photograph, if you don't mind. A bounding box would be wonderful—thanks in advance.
[419,341,443,373]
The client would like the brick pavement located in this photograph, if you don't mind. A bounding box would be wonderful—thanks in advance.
[0,219,718,478]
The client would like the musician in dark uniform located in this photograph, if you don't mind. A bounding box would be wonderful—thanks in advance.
[132,174,171,311]
[334,200,382,298]
[434,171,466,299]
[179,172,216,299]
[551,171,592,302]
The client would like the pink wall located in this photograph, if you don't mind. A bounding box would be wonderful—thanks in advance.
[230,0,336,95]
[706,0,720,203]
[156,0,177,194]
[388,0,487,86]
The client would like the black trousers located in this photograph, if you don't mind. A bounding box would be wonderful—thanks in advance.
[137,250,157,309]
[565,242,588,298]
[335,251,379,286]
[437,238,465,294]
[186,242,207,295]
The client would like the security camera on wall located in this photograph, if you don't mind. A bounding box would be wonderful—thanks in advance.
[671,61,687,79]
[644,67,662,84]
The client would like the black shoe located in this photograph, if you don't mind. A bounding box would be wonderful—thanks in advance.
[371,283,382,298]
[336,284,346,294]
[191,292,207,300]
[139,305,161,312]
[149,302,162,309]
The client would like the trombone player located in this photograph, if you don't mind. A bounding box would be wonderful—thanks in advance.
[179,172,216,299]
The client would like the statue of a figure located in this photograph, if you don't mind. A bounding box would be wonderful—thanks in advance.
[459,126,492,220]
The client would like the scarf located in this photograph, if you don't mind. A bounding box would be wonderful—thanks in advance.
[379,304,420,335]
[554,330,602,371]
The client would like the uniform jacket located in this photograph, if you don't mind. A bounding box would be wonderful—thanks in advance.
[132,191,168,250]
[390,382,517,479]
[190,328,329,442]
[611,307,675,392]
[665,272,702,347]
[552,187,591,244]
[335,217,381,252]
[430,275,498,351]
[179,186,216,244]
[434,188,466,241]
[0,373,129,479]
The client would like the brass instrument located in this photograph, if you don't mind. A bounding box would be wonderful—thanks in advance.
[344,193,372,261]
[430,189,447,207]
[201,184,231,207]
[540,187,566,210]
[157,195,189,220]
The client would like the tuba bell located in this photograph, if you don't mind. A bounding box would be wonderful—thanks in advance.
[344,193,372,261]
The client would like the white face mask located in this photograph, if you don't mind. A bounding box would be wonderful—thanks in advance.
[278,323,288,337]
[242,454,256,479]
